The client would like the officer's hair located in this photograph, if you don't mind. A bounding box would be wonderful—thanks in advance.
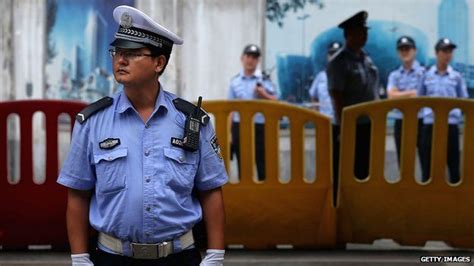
[148,45,171,76]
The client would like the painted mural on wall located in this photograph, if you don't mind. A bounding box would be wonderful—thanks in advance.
[46,0,134,102]
[265,0,474,104]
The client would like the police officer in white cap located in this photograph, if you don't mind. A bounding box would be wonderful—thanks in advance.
[58,5,227,266]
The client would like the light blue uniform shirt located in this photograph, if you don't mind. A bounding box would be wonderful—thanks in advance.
[386,61,425,119]
[419,65,468,124]
[57,87,228,256]
[228,69,276,124]
[309,70,334,119]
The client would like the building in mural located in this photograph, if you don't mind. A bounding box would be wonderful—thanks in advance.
[46,0,134,102]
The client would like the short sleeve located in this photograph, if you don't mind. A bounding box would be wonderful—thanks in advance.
[456,75,469,98]
[327,57,345,92]
[227,81,236,99]
[263,79,277,97]
[195,121,229,191]
[57,121,96,190]
[387,71,397,91]
[418,75,427,96]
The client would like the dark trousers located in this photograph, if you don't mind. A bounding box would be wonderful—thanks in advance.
[92,248,202,266]
[332,123,371,199]
[393,118,424,169]
[421,124,460,183]
[231,122,266,181]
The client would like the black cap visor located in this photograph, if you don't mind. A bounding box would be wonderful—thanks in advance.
[110,38,147,49]
[397,43,415,49]
[436,44,457,51]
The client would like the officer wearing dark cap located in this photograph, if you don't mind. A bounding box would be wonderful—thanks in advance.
[327,11,379,182]
[387,36,425,170]
[228,44,277,181]
[58,5,227,266]
[308,41,342,120]
[419,38,468,183]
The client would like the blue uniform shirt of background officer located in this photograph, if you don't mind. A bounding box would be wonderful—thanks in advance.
[308,41,341,121]
[418,38,468,183]
[327,10,379,181]
[57,5,227,266]
[228,44,277,123]
[227,44,277,181]
[386,36,425,167]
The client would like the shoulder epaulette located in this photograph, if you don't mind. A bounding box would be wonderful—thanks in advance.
[230,73,240,81]
[172,97,210,126]
[76,96,113,124]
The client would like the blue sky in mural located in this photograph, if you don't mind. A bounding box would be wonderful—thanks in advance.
[50,0,134,73]
[46,0,134,100]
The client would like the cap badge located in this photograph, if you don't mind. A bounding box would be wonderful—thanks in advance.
[401,37,407,43]
[120,12,133,29]
[443,38,450,44]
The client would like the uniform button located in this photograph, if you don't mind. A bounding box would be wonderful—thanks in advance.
[178,156,184,162]
[146,178,151,183]
[144,150,150,156]
[146,207,151,212]
[145,123,149,128]
[107,156,112,161]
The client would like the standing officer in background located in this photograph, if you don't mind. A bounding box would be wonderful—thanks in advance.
[228,44,277,181]
[58,5,227,266]
[419,38,468,183]
[308,41,342,121]
[387,36,425,169]
[327,11,379,182]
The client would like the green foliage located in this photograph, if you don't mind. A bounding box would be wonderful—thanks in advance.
[266,0,324,27]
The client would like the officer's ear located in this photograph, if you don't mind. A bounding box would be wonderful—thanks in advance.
[154,55,167,73]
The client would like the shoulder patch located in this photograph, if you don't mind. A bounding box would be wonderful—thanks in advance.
[76,96,113,124]
[172,97,210,126]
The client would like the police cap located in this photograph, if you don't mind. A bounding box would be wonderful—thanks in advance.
[397,36,416,49]
[435,38,457,51]
[242,44,261,57]
[110,5,183,53]
[338,11,368,30]
[328,41,342,55]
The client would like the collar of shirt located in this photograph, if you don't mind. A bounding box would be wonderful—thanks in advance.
[398,60,421,74]
[115,84,169,116]
[430,65,455,78]
[239,68,262,80]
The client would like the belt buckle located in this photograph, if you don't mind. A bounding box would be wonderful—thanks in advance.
[130,242,170,259]
[158,242,170,258]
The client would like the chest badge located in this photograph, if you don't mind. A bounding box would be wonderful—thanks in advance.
[99,138,121,150]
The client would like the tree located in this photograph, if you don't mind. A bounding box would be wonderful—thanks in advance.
[266,0,324,27]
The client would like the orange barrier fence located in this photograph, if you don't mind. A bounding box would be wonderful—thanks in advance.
[337,97,474,248]
[203,100,336,249]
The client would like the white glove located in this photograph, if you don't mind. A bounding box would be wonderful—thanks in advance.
[71,253,94,266]
[200,249,225,266]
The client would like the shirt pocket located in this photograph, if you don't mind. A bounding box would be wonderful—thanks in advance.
[93,147,128,194]
[163,147,198,193]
